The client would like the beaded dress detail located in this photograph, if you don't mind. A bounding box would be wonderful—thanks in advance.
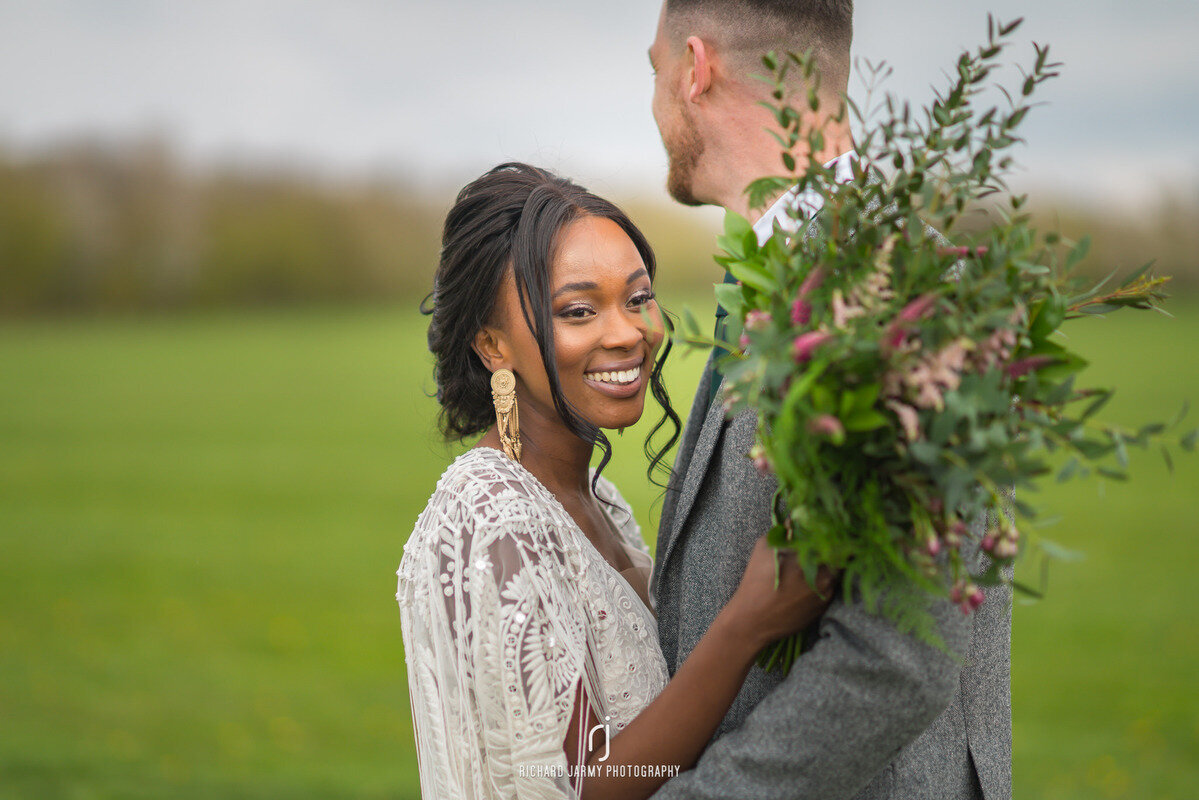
[397,447,668,799]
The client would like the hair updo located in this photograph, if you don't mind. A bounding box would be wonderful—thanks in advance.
[421,162,680,489]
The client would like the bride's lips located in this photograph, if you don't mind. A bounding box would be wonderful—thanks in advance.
[583,357,647,400]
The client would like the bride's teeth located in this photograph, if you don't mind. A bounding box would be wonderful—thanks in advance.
[586,366,641,384]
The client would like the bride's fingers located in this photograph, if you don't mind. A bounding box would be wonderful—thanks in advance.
[815,565,836,594]
[774,550,836,594]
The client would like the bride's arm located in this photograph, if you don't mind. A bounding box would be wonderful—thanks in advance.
[564,536,832,800]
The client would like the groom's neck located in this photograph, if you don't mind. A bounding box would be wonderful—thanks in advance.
[704,115,854,221]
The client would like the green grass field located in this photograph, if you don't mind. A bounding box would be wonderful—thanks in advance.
[1,298,1196,799]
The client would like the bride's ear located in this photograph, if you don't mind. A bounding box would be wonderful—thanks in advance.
[471,327,508,373]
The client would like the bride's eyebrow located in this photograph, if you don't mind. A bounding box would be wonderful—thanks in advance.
[552,281,597,299]
[551,268,651,299]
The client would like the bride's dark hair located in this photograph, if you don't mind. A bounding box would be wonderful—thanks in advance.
[421,162,681,491]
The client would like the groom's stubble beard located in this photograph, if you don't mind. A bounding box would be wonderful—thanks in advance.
[664,104,706,207]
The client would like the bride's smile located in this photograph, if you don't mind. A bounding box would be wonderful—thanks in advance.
[481,214,665,435]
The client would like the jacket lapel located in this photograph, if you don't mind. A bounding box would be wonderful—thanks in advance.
[653,365,731,587]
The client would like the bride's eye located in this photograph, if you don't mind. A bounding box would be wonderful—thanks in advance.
[628,290,656,307]
[557,304,593,320]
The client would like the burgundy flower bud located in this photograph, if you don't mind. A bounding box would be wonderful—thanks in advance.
[968,587,986,609]
[792,331,832,363]
[981,533,997,553]
[882,322,909,354]
[798,267,825,297]
[898,293,939,323]
[791,298,812,326]
[936,245,990,258]
[1004,355,1056,379]
[949,583,964,604]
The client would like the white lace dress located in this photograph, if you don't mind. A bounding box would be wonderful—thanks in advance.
[396,447,669,799]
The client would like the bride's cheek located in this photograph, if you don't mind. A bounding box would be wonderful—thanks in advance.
[647,323,664,354]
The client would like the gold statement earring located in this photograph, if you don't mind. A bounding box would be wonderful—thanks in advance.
[491,368,522,462]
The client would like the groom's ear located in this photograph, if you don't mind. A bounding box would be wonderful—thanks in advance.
[685,35,713,102]
[471,327,508,373]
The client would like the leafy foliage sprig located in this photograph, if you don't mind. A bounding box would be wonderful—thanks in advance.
[678,17,1195,673]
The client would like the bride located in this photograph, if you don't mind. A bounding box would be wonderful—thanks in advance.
[397,162,831,799]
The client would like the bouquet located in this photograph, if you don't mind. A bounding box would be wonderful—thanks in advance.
[679,18,1196,673]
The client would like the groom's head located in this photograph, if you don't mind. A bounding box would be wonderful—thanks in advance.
[650,0,854,208]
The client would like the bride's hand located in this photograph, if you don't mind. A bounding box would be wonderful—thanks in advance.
[722,535,836,651]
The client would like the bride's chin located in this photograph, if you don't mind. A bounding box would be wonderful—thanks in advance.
[593,404,646,433]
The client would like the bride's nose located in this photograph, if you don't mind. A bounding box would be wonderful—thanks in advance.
[599,307,645,351]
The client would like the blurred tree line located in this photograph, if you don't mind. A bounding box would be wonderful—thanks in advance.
[1,139,1195,315]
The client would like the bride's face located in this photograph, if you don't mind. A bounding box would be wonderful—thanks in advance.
[494,215,664,434]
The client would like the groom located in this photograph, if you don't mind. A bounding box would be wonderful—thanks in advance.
[646,2,1012,799]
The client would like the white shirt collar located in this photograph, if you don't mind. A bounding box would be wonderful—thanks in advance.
[751,151,857,245]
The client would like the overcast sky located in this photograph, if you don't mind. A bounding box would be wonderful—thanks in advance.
[1,1,1196,207]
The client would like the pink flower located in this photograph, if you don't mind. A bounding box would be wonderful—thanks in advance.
[950,580,966,604]
[886,400,921,441]
[925,536,942,556]
[905,362,945,410]
[807,414,845,440]
[792,330,831,363]
[745,310,773,331]
[954,582,984,614]
[748,443,771,474]
[993,539,1019,559]
[739,332,751,350]
[831,291,864,329]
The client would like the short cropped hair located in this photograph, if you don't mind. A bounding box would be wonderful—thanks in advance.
[665,0,853,94]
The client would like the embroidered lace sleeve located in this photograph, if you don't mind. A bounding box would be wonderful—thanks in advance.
[398,452,603,800]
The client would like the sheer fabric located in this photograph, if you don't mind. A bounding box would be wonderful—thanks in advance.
[397,447,668,799]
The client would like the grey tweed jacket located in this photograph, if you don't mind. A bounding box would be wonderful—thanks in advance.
[648,344,1012,799]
